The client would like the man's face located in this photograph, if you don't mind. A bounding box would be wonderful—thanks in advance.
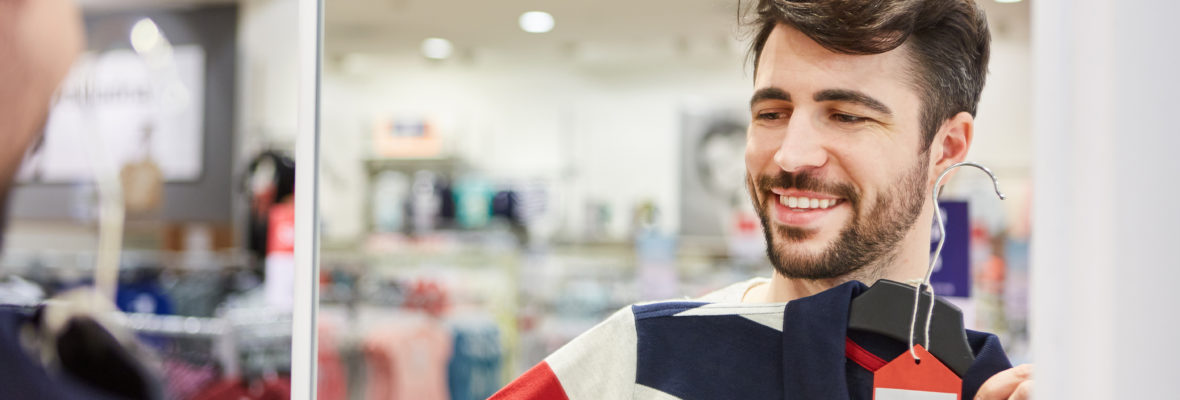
[746,24,931,280]
[0,0,84,192]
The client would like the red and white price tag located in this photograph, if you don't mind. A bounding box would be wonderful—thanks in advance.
[873,345,961,400]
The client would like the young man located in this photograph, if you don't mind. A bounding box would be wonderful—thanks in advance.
[493,0,1034,398]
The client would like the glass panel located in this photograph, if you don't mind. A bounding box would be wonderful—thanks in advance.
[318,1,1032,399]
[0,0,301,398]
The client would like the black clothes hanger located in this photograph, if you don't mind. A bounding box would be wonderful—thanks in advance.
[848,279,974,375]
[54,315,158,399]
[847,162,1006,377]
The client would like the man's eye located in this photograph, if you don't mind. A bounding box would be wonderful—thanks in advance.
[757,112,787,121]
[832,113,867,124]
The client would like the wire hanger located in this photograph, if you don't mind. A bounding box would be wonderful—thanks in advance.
[907,162,1005,360]
[847,161,1005,377]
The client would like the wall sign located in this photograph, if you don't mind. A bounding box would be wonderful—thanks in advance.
[20,45,206,183]
[930,201,971,298]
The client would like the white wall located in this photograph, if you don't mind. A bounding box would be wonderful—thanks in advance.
[319,50,751,241]
[237,0,299,154]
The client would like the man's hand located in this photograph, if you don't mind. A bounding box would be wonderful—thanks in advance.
[975,364,1033,400]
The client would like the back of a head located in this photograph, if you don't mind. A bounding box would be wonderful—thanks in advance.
[0,0,85,194]
[743,0,991,149]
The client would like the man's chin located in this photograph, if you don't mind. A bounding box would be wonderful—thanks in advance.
[775,225,819,242]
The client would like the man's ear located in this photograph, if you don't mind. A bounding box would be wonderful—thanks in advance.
[928,111,974,185]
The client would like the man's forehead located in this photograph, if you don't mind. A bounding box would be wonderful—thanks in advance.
[754,24,915,102]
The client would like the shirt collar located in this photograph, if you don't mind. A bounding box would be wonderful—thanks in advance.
[781,280,868,400]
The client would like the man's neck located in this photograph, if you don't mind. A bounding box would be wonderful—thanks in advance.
[742,274,846,303]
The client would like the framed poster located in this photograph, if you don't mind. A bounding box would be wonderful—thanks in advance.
[20,45,205,183]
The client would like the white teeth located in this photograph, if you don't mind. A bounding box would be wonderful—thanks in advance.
[779,195,840,210]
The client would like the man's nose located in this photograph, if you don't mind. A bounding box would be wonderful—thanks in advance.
[773,113,828,173]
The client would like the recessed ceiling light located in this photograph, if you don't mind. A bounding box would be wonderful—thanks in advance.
[130,18,162,54]
[995,0,1022,3]
[519,11,555,33]
[420,38,453,60]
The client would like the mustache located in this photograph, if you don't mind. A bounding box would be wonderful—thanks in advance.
[755,171,860,204]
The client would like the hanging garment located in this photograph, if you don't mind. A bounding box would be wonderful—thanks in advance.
[161,359,218,400]
[317,322,349,400]
[448,321,503,400]
[363,315,452,400]
[191,377,290,400]
[491,279,1011,400]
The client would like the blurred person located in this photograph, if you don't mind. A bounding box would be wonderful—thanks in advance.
[0,1,158,399]
[493,1,1032,399]
[0,0,83,199]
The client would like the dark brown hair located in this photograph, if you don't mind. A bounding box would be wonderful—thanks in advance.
[743,0,991,149]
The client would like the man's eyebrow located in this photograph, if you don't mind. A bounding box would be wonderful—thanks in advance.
[749,87,790,109]
[813,89,892,116]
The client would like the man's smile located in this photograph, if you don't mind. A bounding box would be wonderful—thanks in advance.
[768,188,848,227]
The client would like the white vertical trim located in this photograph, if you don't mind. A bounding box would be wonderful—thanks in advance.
[291,0,322,398]
[1032,0,1180,398]
[1031,0,1116,398]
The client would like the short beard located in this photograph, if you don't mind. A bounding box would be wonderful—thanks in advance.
[750,152,929,281]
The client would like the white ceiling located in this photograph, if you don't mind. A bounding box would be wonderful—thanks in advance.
[77,0,1029,63]
[323,0,744,59]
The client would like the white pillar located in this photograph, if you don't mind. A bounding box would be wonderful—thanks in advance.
[291,0,321,398]
[1031,0,1180,398]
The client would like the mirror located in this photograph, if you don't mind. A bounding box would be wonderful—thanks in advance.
[315,0,1032,399]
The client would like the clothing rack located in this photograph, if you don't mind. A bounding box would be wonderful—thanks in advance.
[116,307,293,379]
[0,248,252,274]
[115,312,238,377]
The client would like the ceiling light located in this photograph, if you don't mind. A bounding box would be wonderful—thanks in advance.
[994,0,1022,3]
[130,18,162,54]
[420,38,453,60]
[519,11,555,33]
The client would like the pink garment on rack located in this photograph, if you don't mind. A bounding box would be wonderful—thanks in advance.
[362,316,453,400]
[161,359,217,400]
[318,322,348,400]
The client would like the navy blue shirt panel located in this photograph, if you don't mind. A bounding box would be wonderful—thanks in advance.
[0,306,126,400]
[634,307,784,400]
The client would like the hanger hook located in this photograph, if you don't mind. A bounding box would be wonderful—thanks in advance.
[907,162,1005,361]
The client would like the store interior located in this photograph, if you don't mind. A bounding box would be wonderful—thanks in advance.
[0,0,1035,399]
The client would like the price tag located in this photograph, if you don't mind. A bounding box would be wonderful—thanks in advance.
[873,345,961,400]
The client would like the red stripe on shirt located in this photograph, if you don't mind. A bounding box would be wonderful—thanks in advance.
[489,361,570,400]
[845,337,888,372]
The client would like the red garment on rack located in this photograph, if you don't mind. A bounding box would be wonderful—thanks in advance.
[190,377,290,400]
[190,380,248,400]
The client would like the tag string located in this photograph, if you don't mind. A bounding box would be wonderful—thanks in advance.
[908,162,1005,361]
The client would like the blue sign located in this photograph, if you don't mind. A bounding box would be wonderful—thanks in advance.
[929,201,970,297]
